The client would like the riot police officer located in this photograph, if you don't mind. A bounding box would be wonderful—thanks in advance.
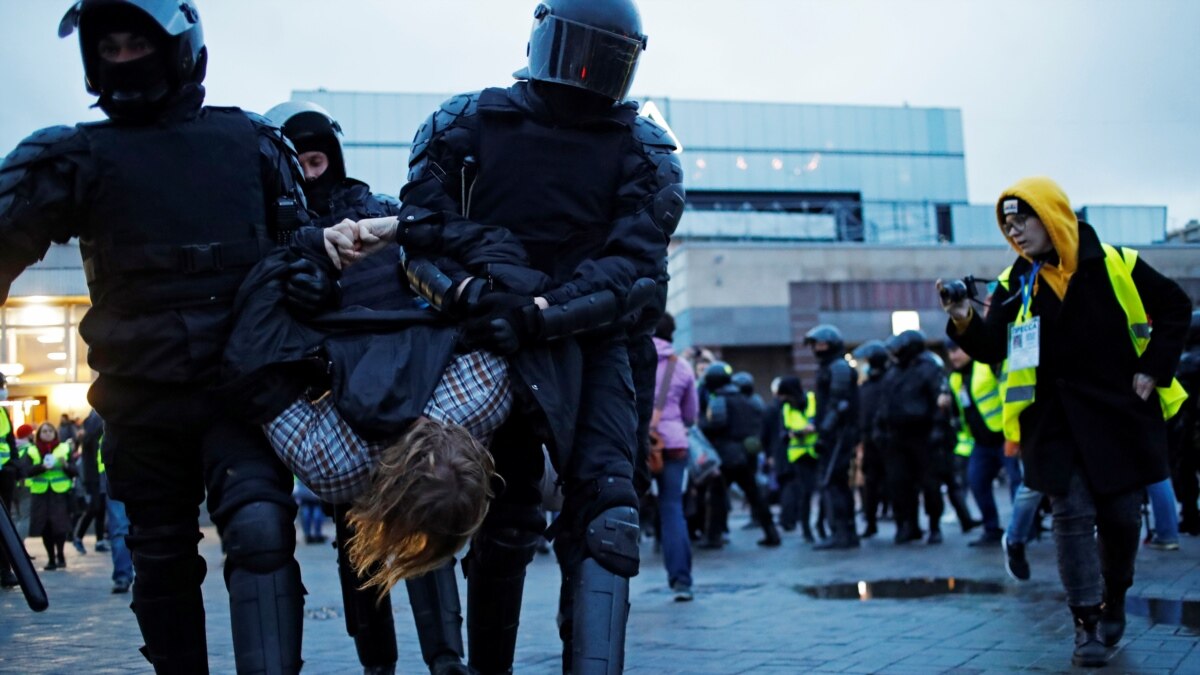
[804,325,860,550]
[265,101,467,675]
[372,1,683,672]
[878,330,945,544]
[699,362,782,548]
[0,2,309,671]
[853,340,890,538]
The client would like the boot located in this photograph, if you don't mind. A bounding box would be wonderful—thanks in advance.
[1070,605,1110,668]
[893,520,921,545]
[926,526,943,545]
[407,563,469,675]
[1100,585,1127,647]
[757,520,781,547]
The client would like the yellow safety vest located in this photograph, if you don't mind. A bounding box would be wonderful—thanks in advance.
[26,442,72,495]
[783,392,819,462]
[97,434,106,475]
[949,361,1004,456]
[1000,245,1189,442]
[0,410,11,467]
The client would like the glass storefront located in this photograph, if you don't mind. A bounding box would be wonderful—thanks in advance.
[0,300,93,386]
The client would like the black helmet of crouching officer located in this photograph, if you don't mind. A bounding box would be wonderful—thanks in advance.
[59,0,206,120]
[853,340,890,378]
[731,371,756,397]
[804,324,845,363]
[523,0,648,103]
[886,329,927,366]
[703,361,734,392]
[264,101,347,205]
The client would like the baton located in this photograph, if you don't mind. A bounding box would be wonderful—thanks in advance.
[0,498,48,611]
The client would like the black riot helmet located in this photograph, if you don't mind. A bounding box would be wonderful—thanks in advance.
[804,324,845,358]
[522,0,648,102]
[853,340,891,375]
[264,101,347,184]
[59,0,206,117]
[886,330,927,365]
[703,361,733,391]
[731,371,755,396]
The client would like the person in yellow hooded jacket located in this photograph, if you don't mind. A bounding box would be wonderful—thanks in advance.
[938,176,1191,669]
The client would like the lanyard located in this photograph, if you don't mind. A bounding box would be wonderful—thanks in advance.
[1020,261,1043,319]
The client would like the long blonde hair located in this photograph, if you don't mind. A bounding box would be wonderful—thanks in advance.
[345,418,495,597]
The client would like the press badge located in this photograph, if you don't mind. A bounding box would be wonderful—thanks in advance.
[1007,317,1040,371]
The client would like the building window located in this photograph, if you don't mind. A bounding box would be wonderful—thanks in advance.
[0,301,93,385]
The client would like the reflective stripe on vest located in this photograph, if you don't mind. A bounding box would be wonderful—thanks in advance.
[999,246,1189,442]
[783,392,819,462]
[0,410,11,467]
[26,443,72,494]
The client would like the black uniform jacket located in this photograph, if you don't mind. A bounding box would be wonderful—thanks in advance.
[221,232,583,455]
[951,222,1191,496]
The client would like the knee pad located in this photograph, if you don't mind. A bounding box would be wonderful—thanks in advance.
[584,506,640,578]
[223,501,295,574]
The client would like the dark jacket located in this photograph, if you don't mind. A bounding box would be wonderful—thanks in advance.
[951,222,1191,496]
[0,85,309,426]
[221,232,583,457]
[700,383,760,468]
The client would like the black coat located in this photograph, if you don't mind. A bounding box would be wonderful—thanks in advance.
[221,242,583,458]
[950,222,1191,496]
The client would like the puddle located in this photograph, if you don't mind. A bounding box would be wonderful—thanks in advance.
[797,578,1008,600]
[1126,597,1200,632]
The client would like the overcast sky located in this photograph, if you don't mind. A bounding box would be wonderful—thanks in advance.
[2,0,1197,229]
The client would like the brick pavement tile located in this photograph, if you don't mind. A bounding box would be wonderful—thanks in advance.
[894,648,980,668]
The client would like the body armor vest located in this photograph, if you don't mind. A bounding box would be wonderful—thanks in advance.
[78,107,271,311]
[471,88,634,283]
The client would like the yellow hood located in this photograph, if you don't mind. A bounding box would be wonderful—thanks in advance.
[995,176,1079,299]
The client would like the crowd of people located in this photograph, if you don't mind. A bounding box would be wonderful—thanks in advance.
[0,400,132,593]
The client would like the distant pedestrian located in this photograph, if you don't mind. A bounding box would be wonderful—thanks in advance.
[24,422,78,571]
[650,314,699,601]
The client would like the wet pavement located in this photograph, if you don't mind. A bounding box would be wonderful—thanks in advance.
[3,490,1200,674]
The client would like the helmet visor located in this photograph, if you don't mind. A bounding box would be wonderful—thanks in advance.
[527,13,644,102]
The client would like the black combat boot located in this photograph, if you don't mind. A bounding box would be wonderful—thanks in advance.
[1070,605,1110,668]
[1100,585,1127,647]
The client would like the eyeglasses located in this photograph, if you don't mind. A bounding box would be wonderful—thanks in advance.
[1004,214,1034,235]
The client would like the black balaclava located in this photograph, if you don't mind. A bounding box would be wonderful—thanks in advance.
[87,6,172,120]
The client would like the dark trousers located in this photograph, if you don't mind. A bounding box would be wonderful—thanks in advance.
[332,503,397,668]
[106,394,299,672]
[884,427,932,534]
[818,440,856,542]
[860,441,887,527]
[706,462,774,542]
[779,458,818,534]
[470,337,639,669]
[1052,470,1141,607]
[74,490,107,542]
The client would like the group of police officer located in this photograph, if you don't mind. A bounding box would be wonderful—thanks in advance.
[0,1,683,674]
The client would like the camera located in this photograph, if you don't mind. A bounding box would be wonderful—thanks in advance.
[939,275,981,304]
